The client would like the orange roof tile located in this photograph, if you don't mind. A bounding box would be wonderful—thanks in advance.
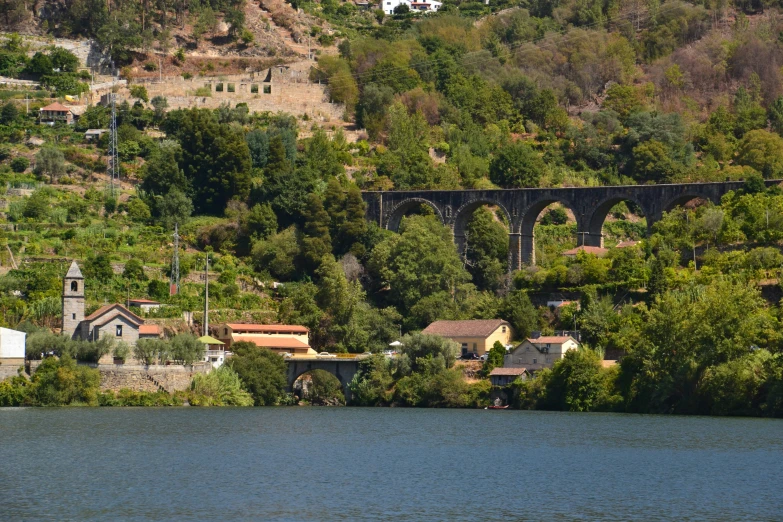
[233,336,310,350]
[527,336,576,344]
[85,303,143,324]
[489,367,527,376]
[39,102,72,112]
[226,323,309,334]
[139,324,160,335]
[422,319,510,338]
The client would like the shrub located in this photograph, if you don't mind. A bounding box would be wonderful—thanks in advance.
[10,156,29,172]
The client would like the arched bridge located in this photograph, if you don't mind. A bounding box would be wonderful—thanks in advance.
[362,181,782,269]
[285,357,360,403]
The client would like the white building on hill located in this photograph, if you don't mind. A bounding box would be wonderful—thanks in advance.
[380,0,442,15]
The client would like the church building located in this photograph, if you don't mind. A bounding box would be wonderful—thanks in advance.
[62,261,161,345]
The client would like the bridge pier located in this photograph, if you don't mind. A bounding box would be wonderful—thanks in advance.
[520,233,535,266]
[509,233,522,271]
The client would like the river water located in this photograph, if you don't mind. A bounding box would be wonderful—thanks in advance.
[0,408,781,521]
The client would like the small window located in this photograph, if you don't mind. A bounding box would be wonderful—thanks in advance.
[472,343,477,352]
[216,83,224,92]
[71,281,78,292]
[251,84,258,93]
[227,83,235,92]
[263,85,271,94]
[72,313,76,320]
[502,326,506,333]
[533,358,537,364]
[224,328,228,335]
[116,325,122,337]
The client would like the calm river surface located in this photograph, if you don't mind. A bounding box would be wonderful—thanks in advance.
[0,408,781,521]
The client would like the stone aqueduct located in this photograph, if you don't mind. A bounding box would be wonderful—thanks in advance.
[361,181,782,269]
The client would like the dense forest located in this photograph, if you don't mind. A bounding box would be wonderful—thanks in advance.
[1,0,783,415]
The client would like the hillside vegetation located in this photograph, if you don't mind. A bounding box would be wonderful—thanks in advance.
[1,0,783,414]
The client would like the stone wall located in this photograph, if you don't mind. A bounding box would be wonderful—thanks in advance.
[0,362,24,381]
[106,67,344,120]
[97,363,210,393]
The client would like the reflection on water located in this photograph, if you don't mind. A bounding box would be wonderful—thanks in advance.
[0,408,781,521]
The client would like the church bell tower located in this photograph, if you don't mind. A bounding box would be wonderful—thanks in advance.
[62,261,85,340]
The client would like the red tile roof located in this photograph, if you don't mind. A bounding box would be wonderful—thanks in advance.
[85,303,143,324]
[615,240,640,248]
[422,319,510,338]
[39,102,72,112]
[226,323,309,334]
[139,324,160,335]
[527,336,576,344]
[489,367,527,376]
[233,336,310,350]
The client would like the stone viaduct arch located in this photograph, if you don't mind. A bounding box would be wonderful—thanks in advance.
[285,358,360,403]
[362,180,781,269]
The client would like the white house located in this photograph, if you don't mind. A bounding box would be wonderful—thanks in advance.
[504,336,579,371]
[380,0,441,15]
[0,327,26,364]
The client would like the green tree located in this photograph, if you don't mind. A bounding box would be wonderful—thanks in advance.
[498,290,536,340]
[0,101,18,124]
[157,188,193,229]
[306,370,345,405]
[465,207,508,291]
[169,334,204,365]
[339,185,368,256]
[736,129,783,178]
[27,356,100,406]
[489,142,544,188]
[189,365,254,406]
[34,146,66,183]
[483,340,507,376]
[84,253,114,283]
[299,194,332,272]
[142,142,187,196]
[122,258,147,281]
[162,108,252,214]
[251,226,299,281]
[543,348,619,412]
[367,215,472,328]
[226,341,288,405]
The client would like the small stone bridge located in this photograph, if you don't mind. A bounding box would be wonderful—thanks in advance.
[362,181,782,269]
[285,357,361,403]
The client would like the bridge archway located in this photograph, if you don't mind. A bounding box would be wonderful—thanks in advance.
[518,198,580,266]
[385,198,444,232]
[585,196,650,248]
[286,359,359,403]
[452,199,512,266]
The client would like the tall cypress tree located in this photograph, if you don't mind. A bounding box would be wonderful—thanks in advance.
[339,185,368,256]
[300,193,332,272]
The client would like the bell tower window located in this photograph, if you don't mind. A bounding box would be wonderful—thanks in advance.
[71,281,78,292]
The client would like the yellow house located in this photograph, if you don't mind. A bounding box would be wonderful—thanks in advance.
[215,323,316,356]
[421,319,513,356]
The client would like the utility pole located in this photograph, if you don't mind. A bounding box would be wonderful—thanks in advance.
[107,93,119,197]
[203,252,209,337]
[170,222,180,295]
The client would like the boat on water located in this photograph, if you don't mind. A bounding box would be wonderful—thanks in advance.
[487,405,509,409]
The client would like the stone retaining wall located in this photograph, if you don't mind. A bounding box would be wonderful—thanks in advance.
[97,363,210,393]
[0,363,24,381]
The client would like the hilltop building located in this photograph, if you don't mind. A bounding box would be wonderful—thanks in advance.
[380,0,442,14]
[421,319,513,357]
[62,261,161,346]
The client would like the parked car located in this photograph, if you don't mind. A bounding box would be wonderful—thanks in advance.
[479,353,489,361]
[461,353,480,360]
[318,352,337,358]
[382,350,396,357]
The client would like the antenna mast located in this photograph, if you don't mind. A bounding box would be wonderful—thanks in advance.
[170,222,180,295]
[107,93,119,197]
